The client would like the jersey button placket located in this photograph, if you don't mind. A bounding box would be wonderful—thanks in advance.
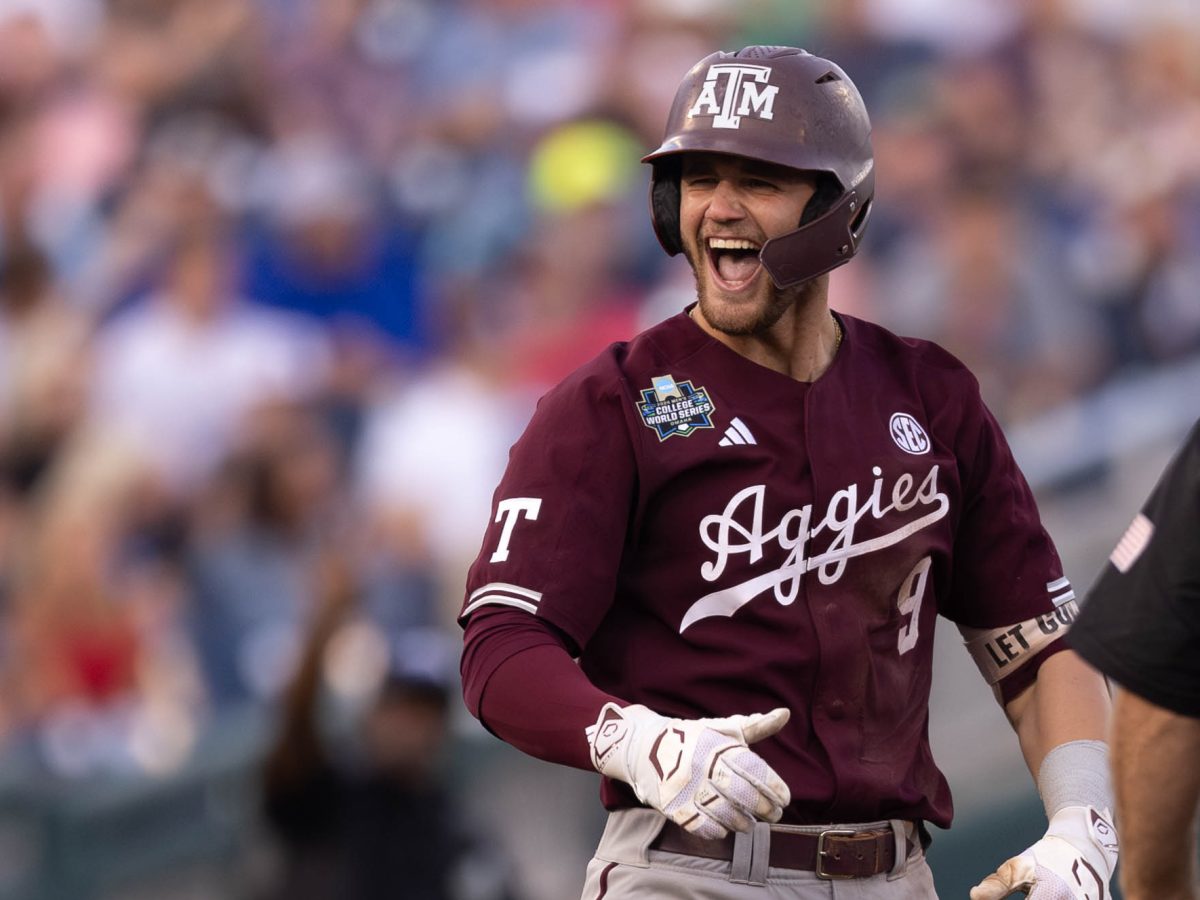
[812,595,858,746]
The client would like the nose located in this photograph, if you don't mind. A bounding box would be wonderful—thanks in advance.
[705,179,746,223]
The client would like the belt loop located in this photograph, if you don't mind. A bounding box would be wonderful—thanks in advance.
[887,819,908,878]
[730,823,771,885]
[748,821,771,885]
[730,829,753,883]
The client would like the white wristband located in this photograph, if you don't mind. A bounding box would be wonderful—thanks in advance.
[1037,739,1112,819]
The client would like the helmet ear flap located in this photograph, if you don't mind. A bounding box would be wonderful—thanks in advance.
[648,161,683,257]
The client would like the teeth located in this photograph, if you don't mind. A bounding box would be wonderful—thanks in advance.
[708,238,759,251]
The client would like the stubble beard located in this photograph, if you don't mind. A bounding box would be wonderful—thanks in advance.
[686,247,805,336]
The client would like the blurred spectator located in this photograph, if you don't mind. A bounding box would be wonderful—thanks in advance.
[187,399,350,707]
[260,551,520,900]
[0,237,91,495]
[353,290,534,622]
[876,179,1110,422]
[241,133,430,354]
[504,117,648,389]
[87,189,330,495]
[1069,184,1200,369]
[0,427,203,776]
[801,0,937,110]
[933,55,1028,186]
[185,392,438,707]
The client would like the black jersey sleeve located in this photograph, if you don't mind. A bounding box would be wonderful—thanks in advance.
[1069,421,1200,718]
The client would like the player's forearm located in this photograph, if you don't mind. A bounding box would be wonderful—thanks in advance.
[476,644,621,770]
[461,607,623,770]
[1111,689,1200,900]
[1006,650,1111,777]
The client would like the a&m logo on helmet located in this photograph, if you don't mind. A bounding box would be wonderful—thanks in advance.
[637,374,716,441]
[687,64,779,129]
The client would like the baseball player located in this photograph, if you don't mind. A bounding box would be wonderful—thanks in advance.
[1068,420,1200,900]
[459,46,1118,898]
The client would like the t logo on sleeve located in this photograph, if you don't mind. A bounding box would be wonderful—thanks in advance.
[490,497,542,563]
[688,64,779,129]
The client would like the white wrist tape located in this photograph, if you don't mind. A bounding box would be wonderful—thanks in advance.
[1037,740,1113,819]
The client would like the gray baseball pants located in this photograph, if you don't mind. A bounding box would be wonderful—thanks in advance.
[579,809,939,899]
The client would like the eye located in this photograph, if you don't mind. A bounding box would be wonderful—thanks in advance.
[683,175,718,189]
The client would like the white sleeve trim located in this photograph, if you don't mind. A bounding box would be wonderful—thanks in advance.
[462,582,544,618]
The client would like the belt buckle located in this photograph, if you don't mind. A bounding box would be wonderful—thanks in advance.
[815,829,858,880]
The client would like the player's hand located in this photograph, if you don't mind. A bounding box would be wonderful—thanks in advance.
[969,806,1118,900]
[585,702,791,841]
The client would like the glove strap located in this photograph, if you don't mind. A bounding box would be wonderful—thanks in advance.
[586,702,633,776]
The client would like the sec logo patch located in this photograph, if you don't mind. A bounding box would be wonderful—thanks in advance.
[889,412,930,455]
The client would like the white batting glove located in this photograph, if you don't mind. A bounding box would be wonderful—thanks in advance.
[585,702,791,841]
[970,806,1119,900]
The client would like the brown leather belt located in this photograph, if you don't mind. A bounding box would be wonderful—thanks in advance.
[650,821,911,880]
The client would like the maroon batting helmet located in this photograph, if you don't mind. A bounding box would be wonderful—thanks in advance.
[643,45,874,288]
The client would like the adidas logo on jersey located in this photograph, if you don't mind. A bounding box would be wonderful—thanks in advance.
[719,417,756,446]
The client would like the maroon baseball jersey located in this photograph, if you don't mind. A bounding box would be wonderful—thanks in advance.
[460,308,1070,827]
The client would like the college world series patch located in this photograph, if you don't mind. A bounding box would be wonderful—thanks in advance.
[637,375,716,441]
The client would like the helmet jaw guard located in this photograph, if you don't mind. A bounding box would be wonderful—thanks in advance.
[644,46,874,287]
[758,167,874,288]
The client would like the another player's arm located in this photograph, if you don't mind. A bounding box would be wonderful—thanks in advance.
[1110,688,1200,900]
[261,550,358,831]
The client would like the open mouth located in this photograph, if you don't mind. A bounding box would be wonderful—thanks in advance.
[706,237,763,292]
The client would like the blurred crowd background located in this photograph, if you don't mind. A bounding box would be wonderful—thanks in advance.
[0,0,1198,897]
